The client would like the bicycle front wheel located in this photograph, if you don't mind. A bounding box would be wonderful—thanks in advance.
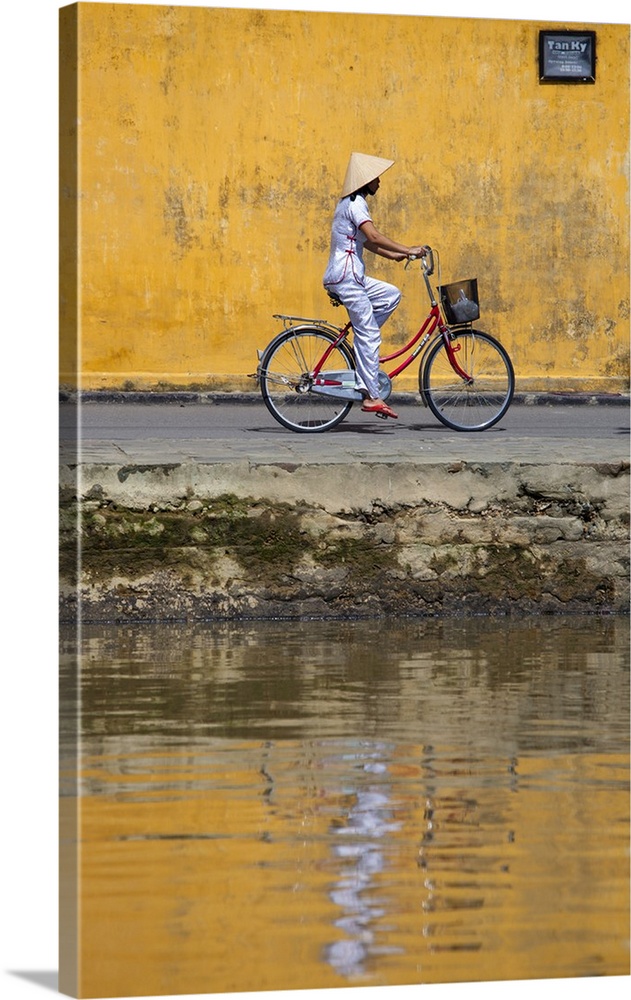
[420,329,514,431]
[260,327,356,432]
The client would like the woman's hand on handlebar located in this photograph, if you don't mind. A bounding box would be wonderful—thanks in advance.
[404,245,434,272]
[407,245,431,260]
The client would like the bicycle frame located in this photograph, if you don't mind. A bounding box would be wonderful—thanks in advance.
[311,254,474,391]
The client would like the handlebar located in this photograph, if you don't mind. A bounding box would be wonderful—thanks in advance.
[407,246,434,276]
[405,246,440,309]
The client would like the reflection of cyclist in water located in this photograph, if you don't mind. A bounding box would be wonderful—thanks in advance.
[324,744,402,979]
[323,152,429,421]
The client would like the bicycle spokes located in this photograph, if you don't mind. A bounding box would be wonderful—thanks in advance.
[259,328,357,432]
[421,330,514,431]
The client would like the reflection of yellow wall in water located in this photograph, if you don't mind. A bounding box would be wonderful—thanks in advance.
[76,769,346,997]
[59,4,630,393]
[74,749,629,997]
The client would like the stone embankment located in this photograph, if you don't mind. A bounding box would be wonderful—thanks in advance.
[60,456,629,622]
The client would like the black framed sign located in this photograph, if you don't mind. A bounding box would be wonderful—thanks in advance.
[539,30,596,83]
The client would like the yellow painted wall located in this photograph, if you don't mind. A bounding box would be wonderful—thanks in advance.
[59,3,630,393]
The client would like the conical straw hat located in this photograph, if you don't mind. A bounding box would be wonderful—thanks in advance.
[341,152,395,197]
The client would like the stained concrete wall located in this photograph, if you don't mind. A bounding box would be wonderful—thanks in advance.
[60,4,630,393]
[59,456,629,620]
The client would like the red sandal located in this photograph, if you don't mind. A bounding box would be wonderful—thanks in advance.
[361,399,398,420]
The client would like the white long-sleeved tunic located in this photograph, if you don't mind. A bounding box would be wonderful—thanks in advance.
[323,194,372,288]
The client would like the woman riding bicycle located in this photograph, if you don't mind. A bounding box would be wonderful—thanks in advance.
[323,151,428,420]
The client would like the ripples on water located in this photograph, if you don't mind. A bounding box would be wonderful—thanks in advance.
[60,616,629,997]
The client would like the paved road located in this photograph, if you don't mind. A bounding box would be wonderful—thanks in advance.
[60,397,629,466]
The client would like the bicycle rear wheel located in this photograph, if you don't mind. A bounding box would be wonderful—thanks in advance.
[260,327,356,432]
[420,328,514,431]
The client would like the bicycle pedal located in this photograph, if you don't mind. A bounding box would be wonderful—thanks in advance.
[375,411,389,420]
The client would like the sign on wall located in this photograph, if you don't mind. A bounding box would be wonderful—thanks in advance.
[539,30,596,83]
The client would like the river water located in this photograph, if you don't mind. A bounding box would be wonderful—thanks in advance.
[60,615,629,998]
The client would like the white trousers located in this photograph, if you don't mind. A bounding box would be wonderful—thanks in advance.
[326,275,401,398]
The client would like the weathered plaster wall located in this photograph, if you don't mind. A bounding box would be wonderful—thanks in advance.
[59,4,630,392]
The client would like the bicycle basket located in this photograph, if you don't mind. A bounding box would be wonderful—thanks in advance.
[438,278,480,324]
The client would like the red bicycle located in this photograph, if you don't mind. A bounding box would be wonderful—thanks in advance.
[253,249,515,433]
